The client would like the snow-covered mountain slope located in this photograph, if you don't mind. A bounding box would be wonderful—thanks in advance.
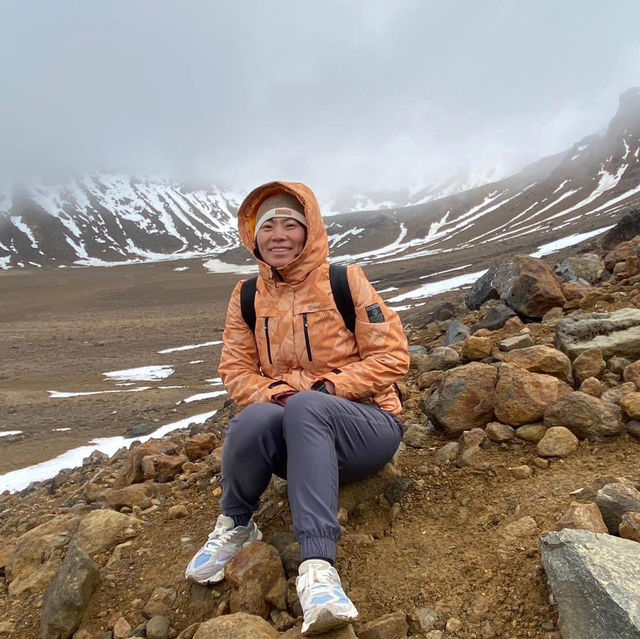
[0,176,243,268]
[2,88,640,270]
[323,87,640,265]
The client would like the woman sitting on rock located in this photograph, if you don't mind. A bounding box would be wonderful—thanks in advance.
[185,181,409,635]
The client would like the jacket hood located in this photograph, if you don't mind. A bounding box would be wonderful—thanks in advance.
[237,181,329,283]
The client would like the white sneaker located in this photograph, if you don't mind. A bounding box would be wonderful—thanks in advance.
[184,514,262,584]
[296,559,359,636]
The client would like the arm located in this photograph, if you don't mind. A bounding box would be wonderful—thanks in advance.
[320,265,409,400]
[218,281,297,406]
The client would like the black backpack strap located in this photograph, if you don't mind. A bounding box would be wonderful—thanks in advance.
[329,264,356,333]
[240,276,258,333]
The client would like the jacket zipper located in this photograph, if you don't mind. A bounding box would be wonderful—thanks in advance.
[303,313,313,361]
[264,318,273,365]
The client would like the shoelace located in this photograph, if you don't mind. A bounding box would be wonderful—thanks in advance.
[204,524,239,550]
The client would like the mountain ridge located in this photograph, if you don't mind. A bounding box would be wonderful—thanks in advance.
[2,88,640,270]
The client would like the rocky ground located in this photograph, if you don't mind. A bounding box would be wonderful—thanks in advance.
[2,215,640,638]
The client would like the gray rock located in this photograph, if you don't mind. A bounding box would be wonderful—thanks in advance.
[556,308,640,360]
[471,303,516,333]
[433,442,459,464]
[608,356,633,375]
[385,478,412,504]
[408,345,428,356]
[499,333,534,351]
[146,616,170,639]
[39,541,100,639]
[556,254,605,285]
[403,424,432,449]
[595,483,640,534]
[143,587,177,619]
[540,529,640,638]
[543,391,624,441]
[431,302,456,321]
[443,319,469,345]
[425,346,459,372]
[465,264,501,310]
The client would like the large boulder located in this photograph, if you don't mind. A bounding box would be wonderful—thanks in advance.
[39,541,100,639]
[465,264,500,310]
[425,362,497,436]
[492,255,566,318]
[543,392,624,441]
[74,510,143,557]
[555,308,640,360]
[494,363,572,426]
[540,529,640,638]
[600,209,640,250]
[497,345,572,383]
[5,514,80,596]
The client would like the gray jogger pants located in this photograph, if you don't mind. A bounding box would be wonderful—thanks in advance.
[220,390,404,562]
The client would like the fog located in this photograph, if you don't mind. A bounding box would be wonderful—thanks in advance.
[1,0,639,200]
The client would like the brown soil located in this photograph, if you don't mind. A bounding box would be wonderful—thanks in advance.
[1,259,639,638]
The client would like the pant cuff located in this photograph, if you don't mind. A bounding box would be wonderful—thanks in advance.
[300,535,337,563]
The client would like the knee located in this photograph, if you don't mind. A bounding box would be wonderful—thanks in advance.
[226,404,282,453]
[284,391,329,419]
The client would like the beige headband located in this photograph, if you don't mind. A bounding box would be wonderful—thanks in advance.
[254,207,308,237]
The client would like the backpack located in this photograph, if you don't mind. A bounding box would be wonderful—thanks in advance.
[240,264,356,334]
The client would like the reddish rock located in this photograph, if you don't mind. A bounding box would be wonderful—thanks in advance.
[510,465,533,479]
[425,363,497,436]
[579,377,603,397]
[104,484,152,510]
[114,440,178,487]
[572,348,606,383]
[461,335,494,361]
[499,345,572,383]
[492,255,566,318]
[144,453,189,483]
[417,370,444,391]
[494,363,572,426]
[184,433,218,461]
[619,512,640,542]
[555,502,608,534]
[225,542,287,619]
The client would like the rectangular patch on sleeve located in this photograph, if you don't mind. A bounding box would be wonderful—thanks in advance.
[365,303,385,323]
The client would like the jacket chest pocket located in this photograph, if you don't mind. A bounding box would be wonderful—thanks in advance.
[295,302,339,364]
[256,315,277,367]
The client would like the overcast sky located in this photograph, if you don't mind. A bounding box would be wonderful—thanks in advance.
[1,1,639,200]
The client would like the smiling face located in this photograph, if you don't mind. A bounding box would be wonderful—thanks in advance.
[255,217,307,268]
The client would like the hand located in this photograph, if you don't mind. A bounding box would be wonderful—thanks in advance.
[273,391,297,406]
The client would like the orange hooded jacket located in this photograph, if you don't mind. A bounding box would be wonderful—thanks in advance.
[218,181,409,414]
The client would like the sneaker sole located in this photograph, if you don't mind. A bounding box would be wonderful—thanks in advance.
[185,529,263,585]
[301,608,359,636]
